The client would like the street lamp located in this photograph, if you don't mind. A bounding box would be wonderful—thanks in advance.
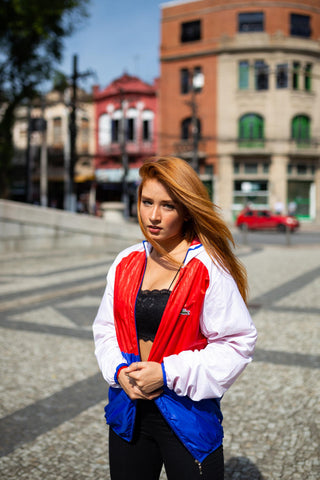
[190,71,204,174]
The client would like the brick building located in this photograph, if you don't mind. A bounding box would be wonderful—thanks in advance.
[93,74,158,215]
[160,0,320,221]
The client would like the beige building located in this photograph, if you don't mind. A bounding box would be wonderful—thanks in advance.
[160,0,320,222]
[216,25,320,222]
[12,88,95,211]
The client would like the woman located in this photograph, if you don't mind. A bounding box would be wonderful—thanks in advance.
[93,156,257,480]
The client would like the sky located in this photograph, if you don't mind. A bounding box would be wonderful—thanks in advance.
[59,0,165,90]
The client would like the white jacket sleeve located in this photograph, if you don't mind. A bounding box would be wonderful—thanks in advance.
[163,266,257,401]
[92,261,128,388]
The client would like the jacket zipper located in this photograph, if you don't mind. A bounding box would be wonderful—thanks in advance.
[195,459,203,475]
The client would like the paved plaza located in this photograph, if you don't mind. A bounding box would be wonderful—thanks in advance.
[0,229,319,479]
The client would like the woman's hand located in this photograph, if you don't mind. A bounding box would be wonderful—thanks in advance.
[118,362,163,400]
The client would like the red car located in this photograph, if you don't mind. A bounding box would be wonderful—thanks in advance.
[236,208,300,232]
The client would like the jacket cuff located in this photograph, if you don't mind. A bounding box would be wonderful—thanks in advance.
[114,363,128,384]
[161,362,167,387]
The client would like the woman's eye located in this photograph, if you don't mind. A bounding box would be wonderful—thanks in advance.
[164,203,175,210]
[142,199,152,206]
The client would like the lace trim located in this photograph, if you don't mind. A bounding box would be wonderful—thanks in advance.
[139,289,171,295]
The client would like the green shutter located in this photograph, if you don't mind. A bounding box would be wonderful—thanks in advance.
[239,114,264,147]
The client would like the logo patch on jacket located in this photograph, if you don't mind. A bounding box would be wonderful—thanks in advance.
[180,308,190,315]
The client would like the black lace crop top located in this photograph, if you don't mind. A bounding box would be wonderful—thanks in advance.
[135,289,171,342]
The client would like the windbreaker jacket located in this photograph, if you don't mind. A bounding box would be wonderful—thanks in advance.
[93,239,257,463]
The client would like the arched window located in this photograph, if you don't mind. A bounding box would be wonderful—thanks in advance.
[98,114,111,146]
[181,117,201,141]
[238,113,264,146]
[292,115,310,144]
[126,108,138,142]
[141,110,154,142]
[111,109,122,143]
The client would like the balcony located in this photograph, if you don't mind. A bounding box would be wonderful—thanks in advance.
[98,140,155,157]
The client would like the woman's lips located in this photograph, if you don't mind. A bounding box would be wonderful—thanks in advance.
[147,225,162,234]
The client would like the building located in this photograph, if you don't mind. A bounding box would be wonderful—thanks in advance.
[93,73,158,216]
[160,0,320,221]
[12,88,95,211]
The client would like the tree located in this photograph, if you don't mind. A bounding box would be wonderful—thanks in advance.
[0,0,90,198]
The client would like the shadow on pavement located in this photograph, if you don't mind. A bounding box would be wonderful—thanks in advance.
[225,456,264,479]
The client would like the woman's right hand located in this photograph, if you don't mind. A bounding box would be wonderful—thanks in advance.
[118,367,162,400]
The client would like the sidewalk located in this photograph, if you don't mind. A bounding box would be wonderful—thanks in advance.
[0,238,319,479]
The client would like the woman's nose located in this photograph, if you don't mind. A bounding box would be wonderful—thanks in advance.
[150,205,160,221]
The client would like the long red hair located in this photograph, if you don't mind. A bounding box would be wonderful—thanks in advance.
[137,156,248,303]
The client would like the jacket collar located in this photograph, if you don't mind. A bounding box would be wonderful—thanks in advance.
[142,238,203,266]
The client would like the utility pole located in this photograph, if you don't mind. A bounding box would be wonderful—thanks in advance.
[120,91,130,219]
[66,54,78,212]
[66,54,93,211]
[25,104,32,203]
[40,96,48,207]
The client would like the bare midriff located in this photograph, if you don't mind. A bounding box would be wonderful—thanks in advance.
[139,339,153,361]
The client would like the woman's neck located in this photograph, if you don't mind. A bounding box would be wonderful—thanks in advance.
[150,238,190,264]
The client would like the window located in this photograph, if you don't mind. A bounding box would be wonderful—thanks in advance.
[255,60,269,90]
[239,113,264,147]
[238,12,264,32]
[111,119,120,143]
[126,108,138,142]
[292,62,300,90]
[290,13,311,38]
[297,165,307,175]
[143,120,150,141]
[244,163,258,174]
[98,114,111,146]
[304,64,312,91]
[239,61,249,89]
[53,117,62,146]
[111,110,122,143]
[276,64,288,89]
[181,117,201,141]
[181,20,201,42]
[180,68,189,94]
[292,115,311,144]
[204,164,214,175]
[141,110,154,142]
[126,118,135,141]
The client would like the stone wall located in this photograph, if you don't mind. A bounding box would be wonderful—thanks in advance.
[0,200,141,253]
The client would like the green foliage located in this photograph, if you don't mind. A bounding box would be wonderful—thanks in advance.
[0,0,90,198]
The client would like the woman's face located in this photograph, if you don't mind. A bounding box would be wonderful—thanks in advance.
[140,178,186,250]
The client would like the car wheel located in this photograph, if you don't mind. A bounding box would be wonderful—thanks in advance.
[277,224,286,232]
[239,223,249,231]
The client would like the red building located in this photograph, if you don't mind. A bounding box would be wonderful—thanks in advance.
[93,73,158,214]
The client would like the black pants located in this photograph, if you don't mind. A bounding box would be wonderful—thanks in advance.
[109,400,224,480]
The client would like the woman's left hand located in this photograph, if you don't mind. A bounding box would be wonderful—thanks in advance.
[125,361,164,395]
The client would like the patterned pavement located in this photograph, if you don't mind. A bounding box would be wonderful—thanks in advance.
[0,234,319,479]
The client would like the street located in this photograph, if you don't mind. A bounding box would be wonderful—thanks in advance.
[0,231,319,479]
